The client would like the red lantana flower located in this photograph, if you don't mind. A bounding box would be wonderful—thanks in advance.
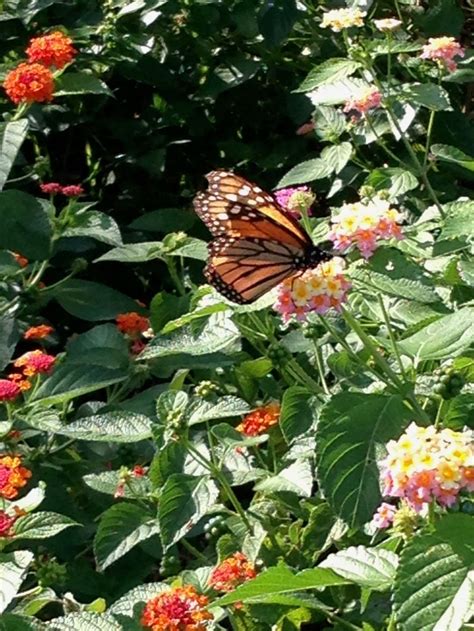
[236,403,280,436]
[61,184,84,197]
[24,324,54,340]
[3,63,54,104]
[141,585,213,631]
[116,312,150,338]
[209,552,257,592]
[26,31,76,69]
[40,182,62,195]
[14,350,56,377]
[0,379,21,402]
[0,455,32,500]
[0,511,18,537]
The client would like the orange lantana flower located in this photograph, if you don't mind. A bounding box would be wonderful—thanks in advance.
[26,31,76,69]
[116,312,150,338]
[237,403,280,436]
[24,324,54,340]
[209,552,257,592]
[0,455,32,499]
[141,585,213,631]
[3,63,54,104]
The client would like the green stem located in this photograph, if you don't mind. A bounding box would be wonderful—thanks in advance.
[423,110,436,169]
[377,294,408,380]
[365,115,405,166]
[165,256,186,295]
[180,538,208,563]
[313,342,330,395]
[434,398,444,428]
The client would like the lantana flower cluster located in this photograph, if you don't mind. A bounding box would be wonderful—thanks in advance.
[343,86,382,121]
[275,186,315,219]
[0,455,32,500]
[40,182,84,197]
[0,350,56,402]
[273,258,351,321]
[329,197,403,258]
[141,585,213,631]
[420,37,465,72]
[320,8,365,32]
[373,423,474,526]
[209,552,257,592]
[237,403,280,436]
[3,31,76,105]
[115,311,152,355]
[23,324,54,341]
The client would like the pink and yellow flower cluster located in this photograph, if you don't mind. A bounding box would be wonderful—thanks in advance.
[374,423,474,524]
[343,86,382,121]
[273,258,351,321]
[329,197,403,258]
[320,8,365,32]
[420,37,465,73]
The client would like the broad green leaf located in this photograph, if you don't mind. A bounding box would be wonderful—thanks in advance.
[440,200,474,240]
[156,390,189,425]
[83,470,151,497]
[255,459,313,497]
[45,612,121,630]
[56,73,112,96]
[0,316,18,371]
[13,512,79,540]
[62,211,122,246]
[431,144,474,171]
[161,303,229,335]
[319,545,398,591]
[444,394,474,430]
[398,307,474,361]
[97,237,208,263]
[276,159,333,188]
[31,365,127,405]
[0,614,36,630]
[0,119,28,191]
[200,57,261,98]
[129,208,196,233]
[185,396,251,426]
[458,260,474,286]
[313,106,346,141]
[315,393,411,527]
[140,312,240,359]
[394,514,474,631]
[211,423,268,448]
[366,168,418,197]
[65,324,130,370]
[51,280,140,321]
[159,474,219,551]
[94,503,159,571]
[216,565,348,606]
[370,41,423,55]
[0,551,34,613]
[401,84,451,111]
[258,0,298,46]
[109,582,168,616]
[11,586,56,617]
[0,191,52,260]
[297,59,361,92]
[280,387,317,444]
[321,142,352,174]
[55,411,152,442]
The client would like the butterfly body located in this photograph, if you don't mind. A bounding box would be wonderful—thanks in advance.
[193,170,330,304]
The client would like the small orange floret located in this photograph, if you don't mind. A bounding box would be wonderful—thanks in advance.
[24,324,54,340]
[141,585,213,631]
[26,31,76,69]
[116,312,150,337]
[209,552,257,592]
[236,403,280,436]
[12,252,29,268]
[3,62,54,104]
[0,455,32,500]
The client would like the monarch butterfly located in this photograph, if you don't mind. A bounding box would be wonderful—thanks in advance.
[193,170,331,304]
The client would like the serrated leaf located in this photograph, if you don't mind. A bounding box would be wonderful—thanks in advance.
[276,159,333,188]
[45,612,121,630]
[319,545,398,591]
[280,387,317,444]
[56,411,152,442]
[440,200,474,240]
[366,168,418,197]
[94,503,159,571]
[432,144,474,171]
[394,514,474,631]
[0,551,34,613]
[0,191,52,260]
[13,512,79,540]
[398,307,474,361]
[297,59,361,92]
[83,470,151,497]
[62,211,122,246]
[0,119,28,191]
[321,142,352,174]
[0,316,18,371]
[216,564,348,606]
[458,260,474,286]
[65,324,130,370]
[313,105,346,141]
[51,280,139,321]
[401,84,452,111]
[56,73,112,96]
[315,393,411,527]
[109,582,168,616]
[159,474,219,551]
[255,459,313,497]
[186,396,251,426]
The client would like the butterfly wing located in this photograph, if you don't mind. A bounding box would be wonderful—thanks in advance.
[205,236,301,304]
[193,170,309,248]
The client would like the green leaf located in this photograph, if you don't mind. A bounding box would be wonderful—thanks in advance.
[55,411,152,442]
[129,208,195,233]
[83,470,151,497]
[95,238,207,263]
[31,365,127,405]
[13,512,79,540]
[280,387,316,444]
[0,316,18,371]
[258,0,298,46]
[366,168,418,197]
[458,260,474,286]
[94,503,159,571]
[276,159,333,188]
[313,106,346,141]
[315,393,411,527]
[109,583,168,616]
[297,59,361,92]
[401,84,451,111]
[321,142,352,174]
[319,545,398,591]
[439,200,474,240]
[56,73,112,96]
[394,514,474,631]
[431,144,474,172]
[140,312,240,359]
[398,307,474,361]
[159,474,219,551]
[62,211,122,246]
[0,119,28,191]
[51,280,140,321]
[185,396,251,426]
[65,324,130,370]
[216,565,347,606]
[255,459,313,497]
[0,191,52,260]
[45,612,122,630]
[156,390,189,425]
[444,394,474,430]
[0,551,34,613]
